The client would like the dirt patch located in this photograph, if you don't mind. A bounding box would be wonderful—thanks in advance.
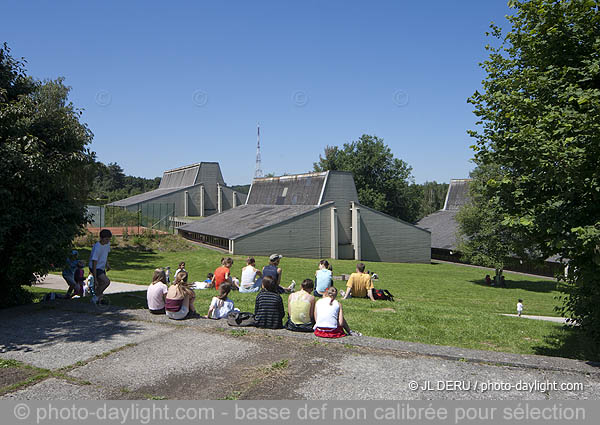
[0,367,39,392]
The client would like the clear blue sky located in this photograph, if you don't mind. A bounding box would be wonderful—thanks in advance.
[3,0,511,185]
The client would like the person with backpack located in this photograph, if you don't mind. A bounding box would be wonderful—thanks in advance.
[341,263,375,301]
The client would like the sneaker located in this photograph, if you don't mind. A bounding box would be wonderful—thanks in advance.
[340,290,346,297]
[349,330,362,336]
[288,280,296,291]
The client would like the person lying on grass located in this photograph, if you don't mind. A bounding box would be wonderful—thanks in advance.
[165,271,198,320]
[206,283,238,319]
[314,287,361,338]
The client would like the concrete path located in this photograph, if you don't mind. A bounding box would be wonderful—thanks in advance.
[1,302,598,400]
[35,273,144,294]
[501,313,572,324]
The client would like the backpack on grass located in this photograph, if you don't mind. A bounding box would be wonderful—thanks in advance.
[227,311,257,327]
[372,289,394,301]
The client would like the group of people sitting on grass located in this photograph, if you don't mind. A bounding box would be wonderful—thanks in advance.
[146,254,376,338]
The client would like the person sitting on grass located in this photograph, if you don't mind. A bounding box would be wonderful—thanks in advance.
[206,283,238,319]
[286,279,316,332]
[254,276,285,329]
[175,261,186,279]
[213,257,240,290]
[165,271,198,320]
[342,262,375,301]
[314,260,333,297]
[262,254,295,294]
[239,257,262,293]
[314,287,360,338]
[147,268,169,315]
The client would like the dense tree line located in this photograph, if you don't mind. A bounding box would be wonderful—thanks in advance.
[89,162,161,203]
[314,134,448,223]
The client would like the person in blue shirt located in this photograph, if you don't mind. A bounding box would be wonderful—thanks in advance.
[314,260,333,297]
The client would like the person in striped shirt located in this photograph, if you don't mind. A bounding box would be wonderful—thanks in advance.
[254,276,284,329]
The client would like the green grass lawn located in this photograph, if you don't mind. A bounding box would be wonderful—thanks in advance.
[47,242,594,361]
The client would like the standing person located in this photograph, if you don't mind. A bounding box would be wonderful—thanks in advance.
[262,254,295,294]
[239,257,262,293]
[517,299,524,317]
[314,260,333,297]
[213,257,239,290]
[286,279,316,332]
[165,271,197,320]
[314,287,360,338]
[89,229,112,304]
[147,268,169,315]
[62,250,81,299]
[254,276,285,329]
[342,263,375,301]
[206,283,237,319]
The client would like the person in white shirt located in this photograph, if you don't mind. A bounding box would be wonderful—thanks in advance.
[206,283,238,319]
[239,257,263,293]
[313,287,361,338]
[147,268,169,314]
[517,299,524,317]
[89,229,112,304]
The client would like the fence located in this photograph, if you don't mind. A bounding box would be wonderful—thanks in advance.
[86,203,176,234]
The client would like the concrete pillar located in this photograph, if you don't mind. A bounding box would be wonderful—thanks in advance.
[184,191,189,217]
[351,202,361,261]
[199,186,205,217]
[233,191,237,208]
[330,207,338,259]
[217,184,223,213]
[228,239,234,254]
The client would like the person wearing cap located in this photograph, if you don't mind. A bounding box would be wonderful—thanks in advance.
[262,254,295,294]
[62,250,82,298]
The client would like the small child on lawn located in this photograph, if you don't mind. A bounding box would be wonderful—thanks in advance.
[517,299,524,317]
[206,283,238,319]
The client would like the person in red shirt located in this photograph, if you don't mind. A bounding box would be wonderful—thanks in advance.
[212,257,239,290]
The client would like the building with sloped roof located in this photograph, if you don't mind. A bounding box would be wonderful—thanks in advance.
[178,171,431,263]
[416,179,471,255]
[108,162,246,217]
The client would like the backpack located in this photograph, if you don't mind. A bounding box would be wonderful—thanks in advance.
[372,289,394,301]
[227,311,257,327]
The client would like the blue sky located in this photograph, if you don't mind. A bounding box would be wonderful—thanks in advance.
[3,0,511,185]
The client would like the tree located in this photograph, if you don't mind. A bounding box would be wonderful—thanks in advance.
[0,44,94,305]
[456,166,532,283]
[468,0,600,346]
[314,135,418,222]
[419,181,449,218]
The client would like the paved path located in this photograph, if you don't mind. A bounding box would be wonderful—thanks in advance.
[35,274,144,294]
[1,302,598,400]
[501,314,572,324]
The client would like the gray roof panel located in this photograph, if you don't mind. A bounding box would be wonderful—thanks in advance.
[178,204,321,239]
[108,186,195,207]
[416,210,459,250]
[159,164,200,189]
[246,173,326,206]
[444,179,471,211]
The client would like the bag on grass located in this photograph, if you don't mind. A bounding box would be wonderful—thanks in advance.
[372,289,394,301]
[227,311,257,327]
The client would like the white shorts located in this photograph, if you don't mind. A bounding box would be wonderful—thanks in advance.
[166,304,189,320]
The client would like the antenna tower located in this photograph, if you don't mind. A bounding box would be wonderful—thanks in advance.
[254,123,264,178]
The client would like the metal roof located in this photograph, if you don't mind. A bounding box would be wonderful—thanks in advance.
[107,185,197,207]
[159,163,201,189]
[246,172,327,206]
[416,210,459,250]
[178,204,323,239]
[443,179,471,211]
